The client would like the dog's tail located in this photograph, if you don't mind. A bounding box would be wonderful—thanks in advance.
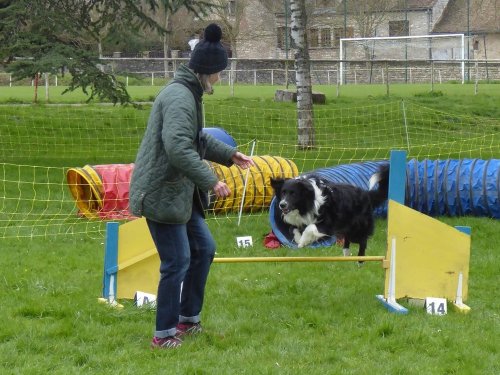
[368,164,390,208]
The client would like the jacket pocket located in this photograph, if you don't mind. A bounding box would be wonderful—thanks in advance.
[142,179,193,224]
[129,188,146,217]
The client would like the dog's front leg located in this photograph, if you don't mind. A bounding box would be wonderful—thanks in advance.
[343,239,351,256]
[297,224,326,248]
[293,228,302,244]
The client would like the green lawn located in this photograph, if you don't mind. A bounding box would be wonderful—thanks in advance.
[0,215,498,374]
[2,81,500,108]
[0,84,499,374]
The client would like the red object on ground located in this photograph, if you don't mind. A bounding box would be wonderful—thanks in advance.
[263,231,281,249]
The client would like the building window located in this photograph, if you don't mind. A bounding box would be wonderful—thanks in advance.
[389,20,409,36]
[320,28,331,47]
[309,28,319,48]
[308,28,332,48]
[333,26,354,47]
[227,0,236,17]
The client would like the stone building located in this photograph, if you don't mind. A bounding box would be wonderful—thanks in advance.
[433,0,500,60]
[100,1,499,84]
[233,0,499,60]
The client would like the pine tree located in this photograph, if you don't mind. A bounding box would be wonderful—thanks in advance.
[0,0,210,104]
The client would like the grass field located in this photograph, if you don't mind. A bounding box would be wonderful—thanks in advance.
[0,84,499,374]
[2,82,500,117]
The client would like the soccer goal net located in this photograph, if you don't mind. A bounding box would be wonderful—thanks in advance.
[340,34,465,84]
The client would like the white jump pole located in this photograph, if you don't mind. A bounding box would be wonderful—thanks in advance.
[237,140,256,226]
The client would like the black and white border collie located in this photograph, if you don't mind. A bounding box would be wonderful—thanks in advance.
[270,165,389,258]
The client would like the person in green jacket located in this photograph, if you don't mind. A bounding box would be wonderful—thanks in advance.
[129,23,254,349]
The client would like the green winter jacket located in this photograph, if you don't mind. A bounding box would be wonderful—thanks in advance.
[129,64,236,224]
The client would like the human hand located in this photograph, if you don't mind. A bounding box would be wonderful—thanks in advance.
[213,181,231,198]
[232,151,255,170]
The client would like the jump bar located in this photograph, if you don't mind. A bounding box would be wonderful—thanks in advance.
[213,256,385,263]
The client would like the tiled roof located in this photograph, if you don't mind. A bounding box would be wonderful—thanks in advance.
[433,0,500,33]
[336,0,437,13]
[405,0,439,10]
[338,0,439,11]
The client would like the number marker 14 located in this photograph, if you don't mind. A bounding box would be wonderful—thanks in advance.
[425,297,448,315]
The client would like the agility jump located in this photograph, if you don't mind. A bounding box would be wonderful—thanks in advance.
[100,150,472,314]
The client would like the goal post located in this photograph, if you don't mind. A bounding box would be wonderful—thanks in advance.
[340,34,465,85]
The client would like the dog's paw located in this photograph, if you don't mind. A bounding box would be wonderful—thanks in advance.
[293,228,302,244]
[342,248,351,256]
[297,236,312,248]
[297,239,309,248]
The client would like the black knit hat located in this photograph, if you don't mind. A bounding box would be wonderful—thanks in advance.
[188,23,228,74]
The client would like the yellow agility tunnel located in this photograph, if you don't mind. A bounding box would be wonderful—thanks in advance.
[66,164,103,219]
[67,155,298,219]
[208,155,298,213]
[66,164,135,220]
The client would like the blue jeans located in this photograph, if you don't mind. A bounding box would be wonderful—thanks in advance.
[146,206,215,338]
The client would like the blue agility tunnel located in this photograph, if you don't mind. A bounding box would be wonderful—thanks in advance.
[270,159,500,248]
[406,158,500,218]
[203,127,237,147]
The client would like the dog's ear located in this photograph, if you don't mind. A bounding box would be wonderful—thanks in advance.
[298,179,317,199]
[270,178,285,194]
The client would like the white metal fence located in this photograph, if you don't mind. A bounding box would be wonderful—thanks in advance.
[1,58,499,87]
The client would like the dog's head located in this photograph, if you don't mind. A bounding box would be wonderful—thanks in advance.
[270,177,317,216]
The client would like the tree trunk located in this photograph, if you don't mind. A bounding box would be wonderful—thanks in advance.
[163,11,171,79]
[289,0,314,148]
[33,73,39,103]
[230,39,237,97]
[44,72,50,103]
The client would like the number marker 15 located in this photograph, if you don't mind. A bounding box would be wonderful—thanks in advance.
[236,236,253,248]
